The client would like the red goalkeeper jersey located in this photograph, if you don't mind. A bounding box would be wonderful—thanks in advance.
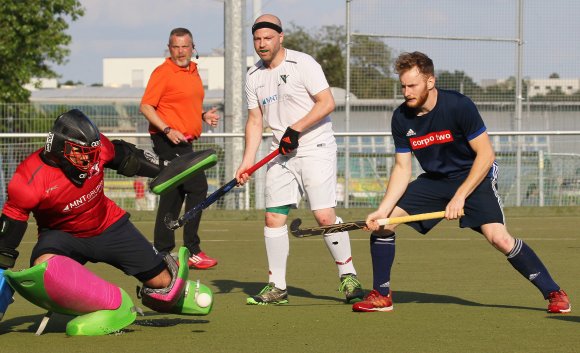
[2,134,126,238]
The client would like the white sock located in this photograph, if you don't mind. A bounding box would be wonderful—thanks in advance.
[264,225,289,290]
[323,216,356,277]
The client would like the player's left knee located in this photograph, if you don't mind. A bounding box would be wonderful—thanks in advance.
[313,210,336,226]
[483,228,514,253]
[32,253,57,266]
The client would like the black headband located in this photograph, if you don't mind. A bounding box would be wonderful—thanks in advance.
[251,21,283,34]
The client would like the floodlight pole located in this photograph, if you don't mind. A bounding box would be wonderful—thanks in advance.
[224,0,246,209]
[344,0,352,208]
[515,0,524,206]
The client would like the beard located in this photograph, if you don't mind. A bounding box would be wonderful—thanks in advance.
[405,88,429,109]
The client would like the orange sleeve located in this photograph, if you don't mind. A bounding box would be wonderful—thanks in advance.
[141,66,167,108]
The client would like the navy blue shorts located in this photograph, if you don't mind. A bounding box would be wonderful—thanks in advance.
[397,174,505,234]
[31,214,165,281]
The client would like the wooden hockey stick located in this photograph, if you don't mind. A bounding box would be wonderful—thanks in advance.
[290,211,447,237]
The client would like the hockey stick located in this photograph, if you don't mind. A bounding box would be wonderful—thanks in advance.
[164,149,280,230]
[290,211,447,238]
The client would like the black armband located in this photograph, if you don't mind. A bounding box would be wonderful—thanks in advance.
[107,140,167,178]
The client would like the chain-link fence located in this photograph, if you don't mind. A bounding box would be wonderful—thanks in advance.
[344,0,580,205]
[2,129,580,211]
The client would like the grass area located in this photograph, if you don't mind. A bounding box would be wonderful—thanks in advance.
[1,207,579,352]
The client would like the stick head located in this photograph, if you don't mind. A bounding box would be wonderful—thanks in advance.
[150,149,217,195]
[163,213,181,230]
[289,218,305,238]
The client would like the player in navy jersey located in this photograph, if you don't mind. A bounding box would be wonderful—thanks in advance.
[352,52,571,314]
[0,109,212,335]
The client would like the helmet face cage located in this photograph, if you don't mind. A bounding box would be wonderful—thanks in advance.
[63,140,101,171]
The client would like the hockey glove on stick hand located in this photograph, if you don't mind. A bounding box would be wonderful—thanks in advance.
[279,127,299,155]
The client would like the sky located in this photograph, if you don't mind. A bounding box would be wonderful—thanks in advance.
[54,0,579,85]
[55,0,345,84]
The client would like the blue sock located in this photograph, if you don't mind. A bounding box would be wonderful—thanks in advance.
[370,234,396,296]
[507,239,560,298]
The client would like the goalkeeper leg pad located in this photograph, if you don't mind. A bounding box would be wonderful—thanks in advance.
[140,247,189,312]
[140,247,213,315]
[170,279,213,316]
[4,256,137,335]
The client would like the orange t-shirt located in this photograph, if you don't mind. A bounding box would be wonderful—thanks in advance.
[141,57,204,138]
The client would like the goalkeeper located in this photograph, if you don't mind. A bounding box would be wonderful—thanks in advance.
[0,109,214,335]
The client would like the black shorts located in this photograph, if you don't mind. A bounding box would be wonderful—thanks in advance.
[397,174,505,234]
[31,214,165,281]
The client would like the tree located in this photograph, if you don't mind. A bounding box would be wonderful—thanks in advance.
[436,70,483,98]
[283,23,345,88]
[350,35,396,99]
[0,1,84,103]
[283,24,396,99]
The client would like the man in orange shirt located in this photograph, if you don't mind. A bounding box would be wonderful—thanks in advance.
[140,27,219,269]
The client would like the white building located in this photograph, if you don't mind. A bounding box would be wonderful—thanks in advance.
[103,56,255,90]
[23,77,58,91]
[527,78,580,97]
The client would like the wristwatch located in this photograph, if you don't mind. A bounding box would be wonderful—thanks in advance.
[163,126,171,134]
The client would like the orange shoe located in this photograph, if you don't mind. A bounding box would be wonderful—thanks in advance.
[547,289,571,313]
[187,252,218,269]
[352,289,393,312]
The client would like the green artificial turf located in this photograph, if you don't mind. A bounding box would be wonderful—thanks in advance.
[1,207,579,353]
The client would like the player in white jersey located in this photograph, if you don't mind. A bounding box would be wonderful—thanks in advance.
[236,14,364,305]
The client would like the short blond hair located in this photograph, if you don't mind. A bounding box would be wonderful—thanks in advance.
[395,51,434,76]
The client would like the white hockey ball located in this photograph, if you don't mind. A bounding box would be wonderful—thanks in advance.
[196,292,212,308]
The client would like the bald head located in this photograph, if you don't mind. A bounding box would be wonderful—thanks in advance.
[252,14,283,35]
[254,14,282,27]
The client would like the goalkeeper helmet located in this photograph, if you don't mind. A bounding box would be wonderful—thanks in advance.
[44,109,101,187]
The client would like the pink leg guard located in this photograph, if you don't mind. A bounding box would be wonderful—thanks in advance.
[44,256,122,313]
[140,250,188,312]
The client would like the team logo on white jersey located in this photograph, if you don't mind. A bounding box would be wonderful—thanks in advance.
[406,129,416,137]
[278,74,289,86]
[261,94,278,106]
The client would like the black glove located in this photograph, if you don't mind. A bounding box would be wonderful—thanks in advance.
[279,127,300,155]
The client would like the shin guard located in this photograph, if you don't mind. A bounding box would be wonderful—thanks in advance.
[4,256,137,335]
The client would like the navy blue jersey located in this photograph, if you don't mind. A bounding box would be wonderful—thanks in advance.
[392,89,489,179]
